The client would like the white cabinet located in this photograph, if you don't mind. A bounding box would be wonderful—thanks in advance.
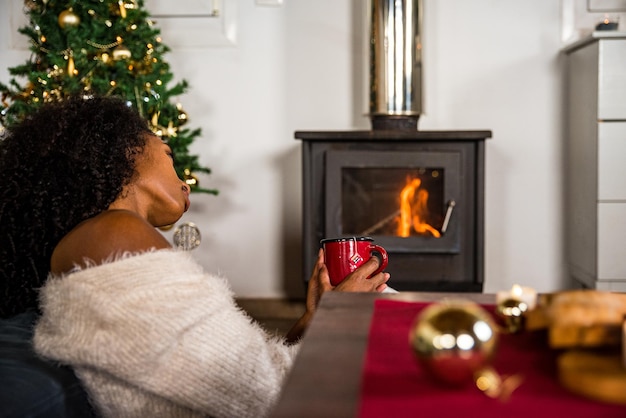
[564,32,626,291]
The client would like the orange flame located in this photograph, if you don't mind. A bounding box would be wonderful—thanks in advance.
[396,176,441,238]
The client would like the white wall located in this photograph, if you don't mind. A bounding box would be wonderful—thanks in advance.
[2,0,607,297]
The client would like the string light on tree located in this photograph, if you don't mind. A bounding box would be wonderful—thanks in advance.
[184,169,199,188]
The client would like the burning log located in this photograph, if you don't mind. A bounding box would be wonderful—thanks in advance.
[359,210,401,236]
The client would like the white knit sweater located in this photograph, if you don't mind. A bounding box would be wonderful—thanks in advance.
[34,249,300,418]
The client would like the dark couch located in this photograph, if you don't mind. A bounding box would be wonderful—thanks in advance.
[0,311,95,417]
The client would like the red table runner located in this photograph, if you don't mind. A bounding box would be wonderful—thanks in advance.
[358,299,626,418]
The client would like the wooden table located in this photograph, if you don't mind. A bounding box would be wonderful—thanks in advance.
[269,291,493,418]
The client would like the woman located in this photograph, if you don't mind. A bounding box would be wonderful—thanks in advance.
[0,96,389,417]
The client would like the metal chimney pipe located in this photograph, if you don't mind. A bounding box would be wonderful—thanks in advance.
[366,0,423,130]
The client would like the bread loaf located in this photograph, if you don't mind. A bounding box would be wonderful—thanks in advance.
[525,290,626,348]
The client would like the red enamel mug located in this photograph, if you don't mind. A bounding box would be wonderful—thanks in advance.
[320,237,389,286]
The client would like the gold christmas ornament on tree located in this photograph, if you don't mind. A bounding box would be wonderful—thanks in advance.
[58,8,80,29]
[20,82,35,98]
[151,112,159,127]
[67,55,75,77]
[176,103,188,125]
[112,45,132,60]
[118,0,127,18]
[164,120,178,137]
[183,168,199,188]
[409,299,498,387]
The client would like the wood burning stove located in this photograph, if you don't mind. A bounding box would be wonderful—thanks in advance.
[294,1,491,292]
[297,129,491,292]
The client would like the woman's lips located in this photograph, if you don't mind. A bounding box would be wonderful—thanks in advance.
[183,189,191,211]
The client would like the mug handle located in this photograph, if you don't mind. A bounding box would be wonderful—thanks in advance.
[369,244,389,276]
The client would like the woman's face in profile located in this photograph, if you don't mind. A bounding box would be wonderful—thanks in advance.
[129,134,191,227]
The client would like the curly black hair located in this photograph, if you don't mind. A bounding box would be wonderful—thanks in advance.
[0,95,152,318]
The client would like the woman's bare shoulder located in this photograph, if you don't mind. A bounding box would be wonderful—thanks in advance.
[51,209,172,275]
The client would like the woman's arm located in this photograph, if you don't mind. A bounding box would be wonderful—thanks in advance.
[38,250,298,418]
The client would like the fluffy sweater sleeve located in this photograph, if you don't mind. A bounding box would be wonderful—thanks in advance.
[33,249,300,418]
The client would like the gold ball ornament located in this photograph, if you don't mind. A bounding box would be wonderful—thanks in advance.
[112,45,132,60]
[176,103,188,125]
[58,9,80,29]
[177,108,188,125]
[409,299,498,386]
[496,298,528,334]
[118,0,127,18]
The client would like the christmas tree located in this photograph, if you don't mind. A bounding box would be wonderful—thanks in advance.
[0,0,217,194]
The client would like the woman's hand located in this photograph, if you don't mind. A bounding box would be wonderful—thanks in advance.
[304,249,390,312]
[333,256,390,293]
[285,249,390,343]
